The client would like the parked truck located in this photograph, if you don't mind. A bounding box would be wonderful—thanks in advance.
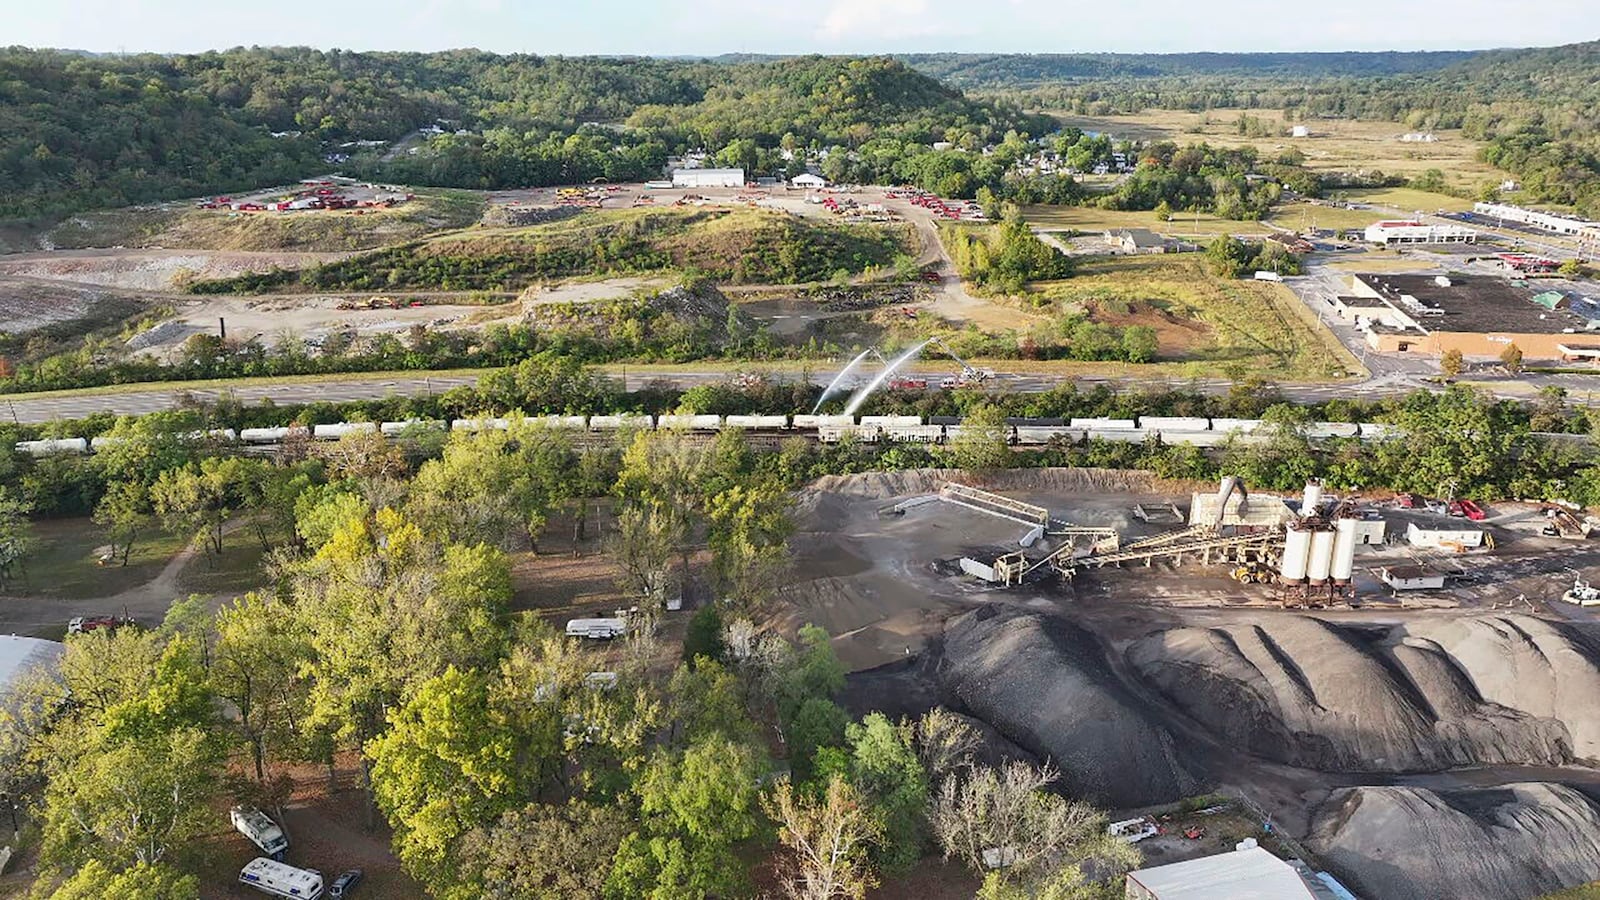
[231,806,289,859]
[240,857,322,899]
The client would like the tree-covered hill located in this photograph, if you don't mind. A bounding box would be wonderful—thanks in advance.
[900,50,1479,87]
[0,48,1040,220]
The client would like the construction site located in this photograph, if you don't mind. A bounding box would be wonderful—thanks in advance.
[779,467,1600,900]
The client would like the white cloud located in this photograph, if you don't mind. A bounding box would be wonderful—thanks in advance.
[815,0,967,43]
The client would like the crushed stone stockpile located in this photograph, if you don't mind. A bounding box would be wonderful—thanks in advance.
[1127,614,1598,772]
[940,606,1195,807]
[1311,783,1600,900]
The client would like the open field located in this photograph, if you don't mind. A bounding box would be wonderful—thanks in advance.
[34,187,486,254]
[1029,255,1363,380]
[1021,204,1253,239]
[20,518,188,601]
[1050,108,1514,193]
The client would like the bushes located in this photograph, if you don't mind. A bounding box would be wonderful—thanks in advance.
[943,218,1073,294]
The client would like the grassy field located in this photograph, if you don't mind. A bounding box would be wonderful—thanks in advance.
[1542,884,1600,899]
[20,518,188,600]
[1049,108,1513,194]
[1021,204,1253,239]
[38,187,487,253]
[176,521,286,596]
[1028,255,1363,380]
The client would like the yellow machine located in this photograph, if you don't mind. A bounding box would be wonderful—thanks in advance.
[1231,562,1274,584]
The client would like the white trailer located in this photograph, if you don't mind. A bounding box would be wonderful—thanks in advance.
[230,805,289,858]
[239,857,322,899]
[566,617,628,640]
[311,422,377,441]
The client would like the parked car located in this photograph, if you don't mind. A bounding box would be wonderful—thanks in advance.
[1447,500,1466,518]
[1459,499,1487,521]
[330,869,365,898]
[1392,493,1418,509]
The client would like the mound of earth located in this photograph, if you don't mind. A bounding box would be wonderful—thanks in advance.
[1310,783,1600,900]
[1127,614,1589,772]
[940,606,1195,807]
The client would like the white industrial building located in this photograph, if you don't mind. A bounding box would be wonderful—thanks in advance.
[790,173,826,189]
[671,168,745,188]
[1125,846,1317,899]
[1473,202,1600,240]
[1381,565,1446,591]
[1364,220,1477,246]
[1406,522,1485,549]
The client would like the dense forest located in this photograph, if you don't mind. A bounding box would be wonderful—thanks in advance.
[0,48,1040,219]
[899,50,1479,87]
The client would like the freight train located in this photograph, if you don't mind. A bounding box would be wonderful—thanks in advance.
[12,414,1406,457]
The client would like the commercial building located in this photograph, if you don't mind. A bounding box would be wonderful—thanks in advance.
[1125,846,1317,899]
[1407,522,1485,549]
[1363,220,1477,246]
[1107,228,1170,254]
[671,168,745,188]
[1381,565,1446,590]
[1339,273,1600,360]
[1473,201,1599,239]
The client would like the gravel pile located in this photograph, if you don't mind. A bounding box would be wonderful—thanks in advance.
[1128,614,1588,772]
[940,606,1196,807]
[1311,783,1600,900]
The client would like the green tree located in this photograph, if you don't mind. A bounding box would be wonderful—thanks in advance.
[0,486,35,586]
[682,605,726,663]
[92,481,150,567]
[212,593,311,783]
[367,666,528,895]
[150,457,242,563]
[840,714,928,874]
[46,860,200,900]
[458,801,632,900]
[607,735,766,900]
[943,403,1011,470]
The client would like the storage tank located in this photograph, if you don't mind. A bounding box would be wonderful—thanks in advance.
[1307,528,1336,583]
[1331,517,1358,583]
[1301,480,1324,515]
[1280,526,1313,582]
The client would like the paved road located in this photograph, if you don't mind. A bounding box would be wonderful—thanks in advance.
[8,364,1595,425]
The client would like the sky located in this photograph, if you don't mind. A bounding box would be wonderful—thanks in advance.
[2,0,1595,56]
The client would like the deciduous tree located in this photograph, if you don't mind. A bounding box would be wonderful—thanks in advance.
[763,775,883,900]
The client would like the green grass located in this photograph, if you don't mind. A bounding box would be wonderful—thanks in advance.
[175,522,284,596]
[1265,201,1388,232]
[20,518,187,600]
[1027,255,1364,381]
[191,206,912,295]
[1541,884,1600,899]
[1021,204,1249,239]
[1339,186,1477,214]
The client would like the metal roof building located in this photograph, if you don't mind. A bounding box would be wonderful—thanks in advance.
[670,168,745,188]
[1125,846,1317,899]
[0,635,64,712]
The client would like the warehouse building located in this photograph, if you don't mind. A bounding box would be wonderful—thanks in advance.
[1343,273,1600,359]
[671,168,745,188]
[1364,220,1477,246]
[790,172,826,189]
[1473,202,1599,238]
[1125,846,1318,899]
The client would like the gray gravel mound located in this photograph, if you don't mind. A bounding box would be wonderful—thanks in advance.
[940,606,1195,807]
[1311,783,1600,900]
[1128,615,1580,772]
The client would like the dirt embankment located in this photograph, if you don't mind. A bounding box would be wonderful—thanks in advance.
[1311,783,1600,900]
[1127,614,1600,773]
[0,249,345,292]
[940,606,1198,808]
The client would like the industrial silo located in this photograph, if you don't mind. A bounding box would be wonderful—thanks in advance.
[1331,517,1359,585]
[1301,480,1324,515]
[1307,528,1336,584]
[1281,525,1313,583]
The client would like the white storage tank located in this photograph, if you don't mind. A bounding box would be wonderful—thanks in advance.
[1331,517,1358,583]
[1302,480,1324,514]
[1307,529,1336,583]
[1069,417,1137,430]
[725,415,789,429]
[17,438,89,456]
[240,427,290,443]
[312,422,377,440]
[860,415,923,428]
[1211,418,1263,433]
[1139,416,1212,432]
[1280,527,1313,582]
